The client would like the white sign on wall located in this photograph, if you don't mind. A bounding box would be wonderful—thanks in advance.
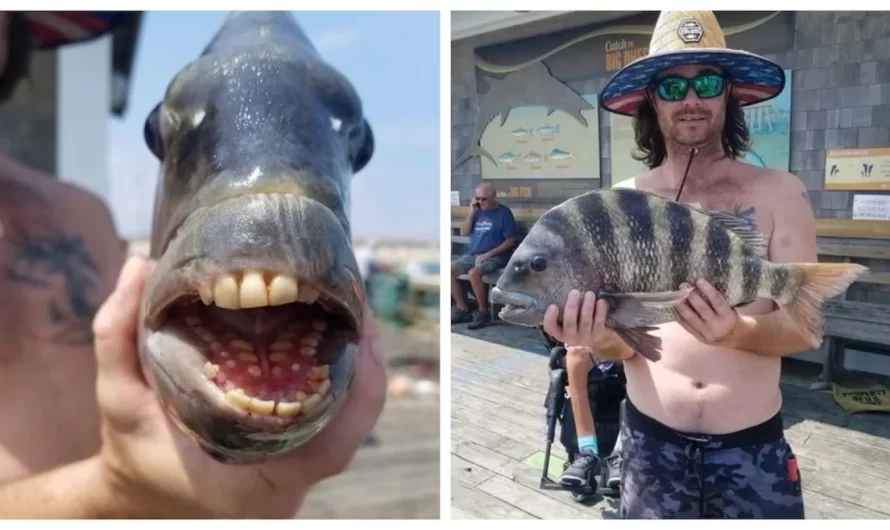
[852,194,890,220]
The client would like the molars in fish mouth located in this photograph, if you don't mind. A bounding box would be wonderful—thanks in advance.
[165,268,356,421]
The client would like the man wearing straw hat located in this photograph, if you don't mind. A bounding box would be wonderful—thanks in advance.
[544,11,811,518]
[0,12,385,517]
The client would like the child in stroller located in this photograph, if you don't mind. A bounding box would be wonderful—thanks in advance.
[540,329,626,501]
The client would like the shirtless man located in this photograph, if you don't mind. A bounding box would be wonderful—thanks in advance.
[545,11,810,518]
[0,12,385,518]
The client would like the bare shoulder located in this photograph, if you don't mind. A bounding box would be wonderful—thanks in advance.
[611,168,659,190]
[2,160,126,300]
[748,167,812,214]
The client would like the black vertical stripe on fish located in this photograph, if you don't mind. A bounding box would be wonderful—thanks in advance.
[704,216,732,294]
[615,189,656,290]
[770,265,789,299]
[664,201,694,288]
[741,246,761,301]
[536,206,591,282]
[572,193,619,289]
[615,189,655,245]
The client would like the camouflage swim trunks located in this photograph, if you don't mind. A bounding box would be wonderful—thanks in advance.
[619,399,804,519]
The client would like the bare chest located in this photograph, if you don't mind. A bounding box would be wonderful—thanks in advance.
[647,181,774,251]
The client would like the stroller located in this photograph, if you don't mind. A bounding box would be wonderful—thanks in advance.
[539,329,627,504]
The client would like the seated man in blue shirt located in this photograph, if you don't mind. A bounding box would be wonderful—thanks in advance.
[451,183,518,329]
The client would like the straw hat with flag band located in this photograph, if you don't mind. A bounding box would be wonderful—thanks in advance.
[598,10,786,117]
[20,12,126,49]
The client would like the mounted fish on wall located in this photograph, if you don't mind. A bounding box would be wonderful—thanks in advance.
[453,61,596,180]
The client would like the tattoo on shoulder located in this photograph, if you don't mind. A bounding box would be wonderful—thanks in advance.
[1,180,102,347]
[7,231,102,346]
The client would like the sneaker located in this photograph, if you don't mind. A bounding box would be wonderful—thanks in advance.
[467,311,491,330]
[559,448,601,488]
[605,454,621,489]
[451,307,472,324]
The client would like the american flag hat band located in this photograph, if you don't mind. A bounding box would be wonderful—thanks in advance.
[22,11,126,49]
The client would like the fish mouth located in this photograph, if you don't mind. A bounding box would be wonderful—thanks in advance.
[148,273,357,427]
[490,287,539,324]
[139,193,363,459]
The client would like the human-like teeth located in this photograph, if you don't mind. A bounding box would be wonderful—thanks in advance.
[238,352,259,362]
[199,283,214,305]
[276,401,302,418]
[302,393,322,413]
[246,398,275,415]
[203,362,220,379]
[296,284,319,304]
[295,391,307,400]
[270,341,292,351]
[240,270,268,308]
[316,378,331,395]
[309,365,330,379]
[226,389,252,408]
[299,347,316,356]
[214,274,240,309]
[231,340,253,351]
[247,365,262,378]
[300,337,319,347]
[269,352,289,363]
[269,274,299,306]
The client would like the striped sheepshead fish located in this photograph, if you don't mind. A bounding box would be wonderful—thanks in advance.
[490,188,868,361]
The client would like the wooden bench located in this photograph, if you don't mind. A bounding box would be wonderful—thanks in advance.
[811,241,890,389]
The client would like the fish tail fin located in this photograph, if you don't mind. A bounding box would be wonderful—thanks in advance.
[780,262,868,348]
[453,144,497,169]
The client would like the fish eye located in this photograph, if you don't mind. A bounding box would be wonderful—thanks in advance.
[530,255,547,272]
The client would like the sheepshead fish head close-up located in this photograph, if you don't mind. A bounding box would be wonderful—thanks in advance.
[136,11,375,464]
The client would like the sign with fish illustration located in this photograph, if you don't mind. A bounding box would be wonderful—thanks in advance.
[454,60,598,176]
[609,68,792,186]
[473,91,599,180]
[825,147,890,190]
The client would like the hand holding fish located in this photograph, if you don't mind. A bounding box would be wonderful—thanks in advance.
[543,290,635,361]
[674,279,741,347]
[89,257,386,518]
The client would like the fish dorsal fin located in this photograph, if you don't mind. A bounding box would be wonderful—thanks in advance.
[701,209,768,257]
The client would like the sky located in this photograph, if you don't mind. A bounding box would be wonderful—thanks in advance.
[108,11,440,242]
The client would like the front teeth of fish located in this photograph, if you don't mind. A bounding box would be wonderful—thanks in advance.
[222,387,329,418]
[239,270,268,308]
[201,272,320,308]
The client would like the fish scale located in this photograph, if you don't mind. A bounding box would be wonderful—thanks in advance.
[491,188,868,362]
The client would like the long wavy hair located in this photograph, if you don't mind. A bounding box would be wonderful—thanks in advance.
[0,12,33,103]
[631,90,751,169]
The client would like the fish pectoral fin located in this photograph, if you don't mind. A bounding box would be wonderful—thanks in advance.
[613,326,663,362]
[600,288,693,328]
[702,210,768,257]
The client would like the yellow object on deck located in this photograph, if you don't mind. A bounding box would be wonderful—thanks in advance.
[832,382,890,413]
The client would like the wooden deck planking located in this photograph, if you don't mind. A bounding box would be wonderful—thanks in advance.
[451,327,890,519]
[298,328,440,520]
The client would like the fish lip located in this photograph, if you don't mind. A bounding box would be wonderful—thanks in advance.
[142,192,364,336]
[490,286,537,320]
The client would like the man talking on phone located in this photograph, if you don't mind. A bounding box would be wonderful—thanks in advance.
[451,183,518,329]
